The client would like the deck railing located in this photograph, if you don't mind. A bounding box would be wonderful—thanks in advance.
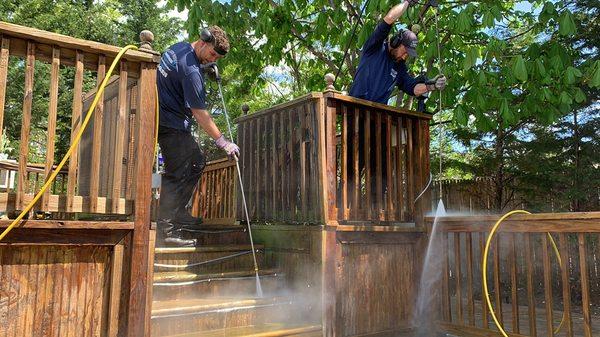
[234,89,431,225]
[0,21,159,215]
[190,158,237,225]
[428,212,600,337]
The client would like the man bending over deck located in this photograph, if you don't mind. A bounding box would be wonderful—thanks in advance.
[347,1,447,218]
[157,26,239,247]
[349,0,446,103]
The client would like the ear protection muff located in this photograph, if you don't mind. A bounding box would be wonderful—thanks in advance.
[390,29,405,49]
[200,28,214,43]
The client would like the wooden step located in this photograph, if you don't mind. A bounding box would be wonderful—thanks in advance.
[178,225,251,246]
[151,297,304,336]
[153,269,284,300]
[154,245,265,273]
[164,323,322,337]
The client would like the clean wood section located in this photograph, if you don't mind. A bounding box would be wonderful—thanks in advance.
[88,54,106,213]
[16,41,35,209]
[126,61,156,337]
[0,37,10,153]
[66,50,84,212]
[41,47,61,210]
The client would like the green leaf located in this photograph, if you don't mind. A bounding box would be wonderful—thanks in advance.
[559,10,576,36]
[564,66,581,84]
[558,91,572,105]
[512,55,528,82]
[463,48,479,71]
[500,98,510,118]
[574,88,586,103]
[482,11,494,28]
[542,87,553,102]
[478,72,487,86]
[590,61,600,88]
[454,105,468,125]
[535,59,546,77]
[550,55,562,71]
[457,10,471,32]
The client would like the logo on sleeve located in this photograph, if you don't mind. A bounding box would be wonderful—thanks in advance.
[158,49,177,78]
[390,69,398,79]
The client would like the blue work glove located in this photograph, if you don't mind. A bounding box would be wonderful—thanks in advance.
[215,135,240,159]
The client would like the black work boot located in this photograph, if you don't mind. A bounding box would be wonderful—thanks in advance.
[157,219,197,247]
[171,212,203,226]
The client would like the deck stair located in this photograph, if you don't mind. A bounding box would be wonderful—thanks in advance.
[151,224,321,336]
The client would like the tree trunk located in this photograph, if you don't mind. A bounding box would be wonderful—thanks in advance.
[572,110,581,211]
[493,120,505,212]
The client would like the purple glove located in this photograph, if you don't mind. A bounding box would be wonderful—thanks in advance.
[215,135,240,159]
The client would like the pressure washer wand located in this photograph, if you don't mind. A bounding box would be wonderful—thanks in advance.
[207,63,263,297]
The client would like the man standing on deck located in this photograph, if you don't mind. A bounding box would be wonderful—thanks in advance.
[349,0,447,103]
[156,26,239,247]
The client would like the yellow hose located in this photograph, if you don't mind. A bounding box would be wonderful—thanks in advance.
[482,210,565,336]
[0,44,159,241]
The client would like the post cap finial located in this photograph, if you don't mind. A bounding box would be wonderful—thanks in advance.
[325,73,335,90]
[242,104,250,115]
[139,30,154,50]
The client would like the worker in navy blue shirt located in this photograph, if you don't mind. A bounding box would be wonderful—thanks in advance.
[156,26,239,246]
[347,1,447,219]
[349,0,446,103]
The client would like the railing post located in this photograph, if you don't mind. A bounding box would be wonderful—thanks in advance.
[127,30,157,337]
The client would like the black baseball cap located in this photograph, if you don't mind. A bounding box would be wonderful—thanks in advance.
[400,30,418,57]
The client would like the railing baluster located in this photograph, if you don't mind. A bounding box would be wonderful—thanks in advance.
[406,119,414,220]
[510,233,519,333]
[17,41,35,209]
[341,105,348,220]
[466,232,475,326]
[111,61,127,213]
[442,231,451,321]
[0,37,9,148]
[558,233,574,336]
[480,232,489,329]
[67,50,84,212]
[364,110,371,221]
[578,233,592,337]
[375,111,382,221]
[542,233,554,337]
[352,107,359,220]
[288,110,296,218]
[454,232,463,324]
[395,116,404,222]
[272,112,278,219]
[88,54,105,213]
[279,112,286,219]
[493,234,503,326]
[524,232,537,336]
[385,114,393,221]
[42,46,60,210]
[254,118,260,218]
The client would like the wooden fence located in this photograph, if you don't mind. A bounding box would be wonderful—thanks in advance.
[428,212,600,337]
[234,91,431,226]
[0,21,158,337]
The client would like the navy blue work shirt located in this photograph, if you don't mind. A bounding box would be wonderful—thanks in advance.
[349,21,418,104]
[157,42,207,132]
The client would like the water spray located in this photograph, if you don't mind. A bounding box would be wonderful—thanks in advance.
[203,62,263,297]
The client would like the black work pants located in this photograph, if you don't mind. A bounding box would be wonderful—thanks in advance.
[157,127,206,224]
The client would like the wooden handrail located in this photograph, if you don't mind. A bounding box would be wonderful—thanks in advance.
[0,21,160,63]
